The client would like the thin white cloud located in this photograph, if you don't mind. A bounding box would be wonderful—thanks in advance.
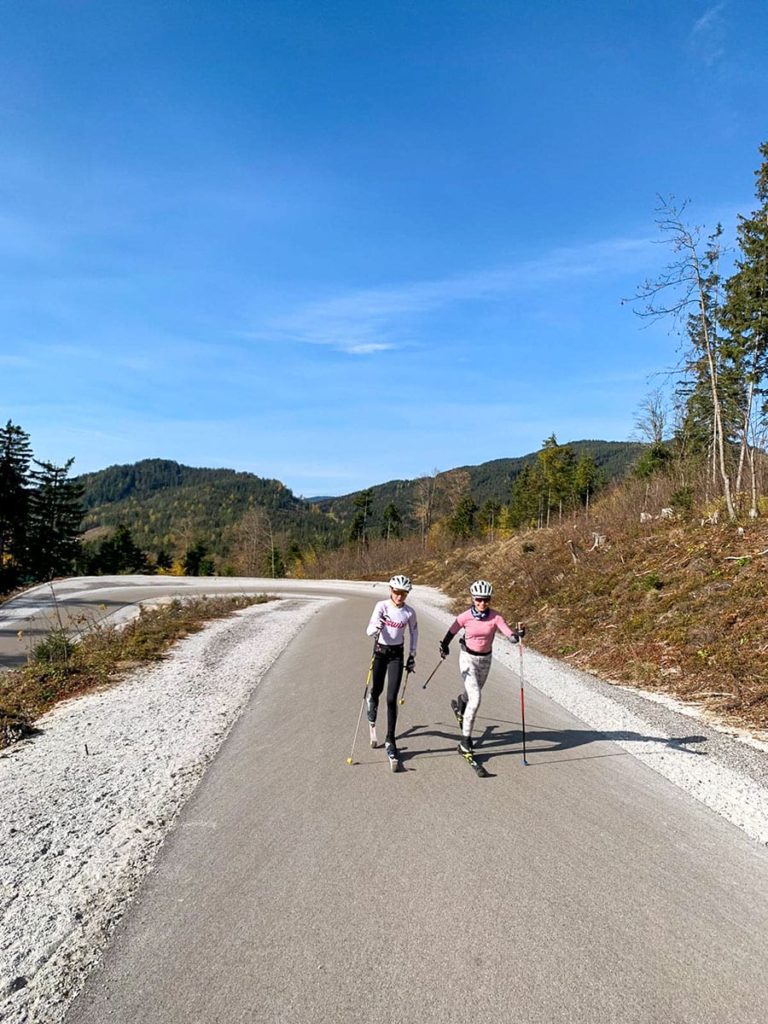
[691,2,726,36]
[688,3,727,65]
[256,235,653,355]
[344,342,397,355]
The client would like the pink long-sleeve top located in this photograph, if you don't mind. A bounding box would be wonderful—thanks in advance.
[447,608,515,654]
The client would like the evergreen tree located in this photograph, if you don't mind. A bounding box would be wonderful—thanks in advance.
[262,546,285,577]
[508,463,545,528]
[26,458,85,581]
[447,494,477,539]
[538,435,577,523]
[722,141,768,514]
[478,499,502,539]
[0,421,33,591]
[349,488,374,545]
[183,541,209,576]
[155,548,173,570]
[88,525,147,574]
[633,443,673,479]
[381,502,402,540]
[573,454,603,503]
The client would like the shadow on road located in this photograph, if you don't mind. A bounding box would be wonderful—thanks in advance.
[397,719,707,768]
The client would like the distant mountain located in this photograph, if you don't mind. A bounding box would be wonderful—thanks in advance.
[77,441,645,560]
[312,440,645,528]
[77,459,340,558]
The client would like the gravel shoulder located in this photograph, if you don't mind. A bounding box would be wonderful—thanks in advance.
[1,596,332,1024]
[1,581,767,1024]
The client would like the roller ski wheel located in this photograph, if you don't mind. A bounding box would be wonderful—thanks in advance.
[369,723,378,748]
[385,740,401,773]
[458,742,489,778]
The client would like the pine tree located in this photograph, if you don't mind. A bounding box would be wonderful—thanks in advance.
[0,421,33,591]
[508,463,545,528]
[87,525,147,574]
[478,499,502,539]
[381,502,402,541]
[722,141,768,516]
[26,458,85,581]
[183,541,209,576]
[349,488,374,545]
[538,435,577,524]
[447,494,477,539]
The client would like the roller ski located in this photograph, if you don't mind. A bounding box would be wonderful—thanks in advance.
[458,738,489,778]
[385,739,402,773]
[368,723,378,748]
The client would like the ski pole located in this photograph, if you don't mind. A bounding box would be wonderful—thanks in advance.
[421,658,444,690]
[517,623,528,766]
[398,667,413,706]
[346,638,378,765]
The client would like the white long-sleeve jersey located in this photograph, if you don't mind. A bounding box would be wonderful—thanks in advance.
[366,600,418,654]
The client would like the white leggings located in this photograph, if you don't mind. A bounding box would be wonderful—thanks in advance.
[458,649,492,738]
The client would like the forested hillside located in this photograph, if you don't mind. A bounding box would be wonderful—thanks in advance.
[76,460,341,563]
[314,440,644,534]
[73,441,643,573]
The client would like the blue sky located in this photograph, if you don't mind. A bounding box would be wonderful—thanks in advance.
[1,1,766,496]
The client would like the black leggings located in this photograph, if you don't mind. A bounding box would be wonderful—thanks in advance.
[370,644,404,741]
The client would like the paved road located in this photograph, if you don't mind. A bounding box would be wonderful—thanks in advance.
[0,576,362,668]
[60,587,768,1023]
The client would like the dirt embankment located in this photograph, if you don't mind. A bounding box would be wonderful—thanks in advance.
[415,516,768,736]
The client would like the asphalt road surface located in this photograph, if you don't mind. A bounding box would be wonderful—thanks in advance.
[56,586,768,1024]
[0,577,350,669]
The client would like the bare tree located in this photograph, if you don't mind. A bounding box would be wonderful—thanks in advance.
[634,386,669,443]
[233,506,278,577]
[411,470,440,546]
[630,198,736,519]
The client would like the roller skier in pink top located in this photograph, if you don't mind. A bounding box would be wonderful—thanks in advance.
[365,574,418,771]
[439,579,524,762]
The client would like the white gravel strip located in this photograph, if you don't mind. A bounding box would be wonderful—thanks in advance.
[415,587,768,847]
[0,596,331,1024]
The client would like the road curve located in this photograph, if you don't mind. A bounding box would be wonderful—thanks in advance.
[50,582,768,1024]
[0,576,376,669]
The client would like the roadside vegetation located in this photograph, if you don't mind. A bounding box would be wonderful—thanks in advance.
[0,594,271,749]
[302,469,768,736]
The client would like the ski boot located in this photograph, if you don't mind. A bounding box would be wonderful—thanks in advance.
[384,738,401,773]
[367,698,378,748]
[458,735,488,778]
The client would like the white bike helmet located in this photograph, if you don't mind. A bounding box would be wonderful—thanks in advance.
[469,579,493,598]
[389,574,412,592]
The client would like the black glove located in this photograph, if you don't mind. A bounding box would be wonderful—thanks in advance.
[439,639,451,659]
[517,623,526,638]
[509,631,520,644]
[406,654,415,672]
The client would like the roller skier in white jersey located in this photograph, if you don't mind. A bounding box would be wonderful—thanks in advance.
[365,574,418,772]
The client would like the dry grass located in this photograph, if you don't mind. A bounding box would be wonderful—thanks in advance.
[0,594,272,749]
[304,483,768,736]
[417,515,768,734]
